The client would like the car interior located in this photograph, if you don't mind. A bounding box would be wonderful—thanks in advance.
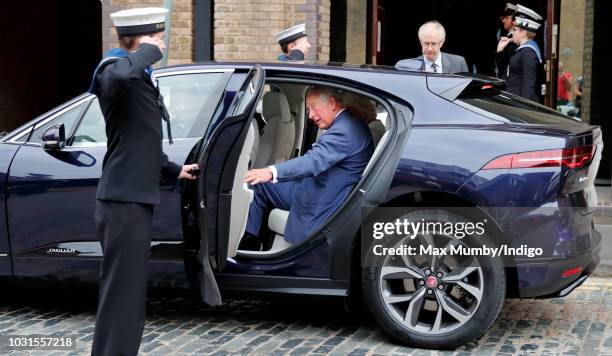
[226,81,392,258]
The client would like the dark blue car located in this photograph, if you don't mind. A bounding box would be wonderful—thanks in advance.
[0,63,602,348]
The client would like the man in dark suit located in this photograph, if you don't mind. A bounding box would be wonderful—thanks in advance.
[395,20,468,74]
[242,86,374,244]
[88,7,205,356]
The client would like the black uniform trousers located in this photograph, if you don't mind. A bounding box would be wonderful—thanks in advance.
[91,199,154,356]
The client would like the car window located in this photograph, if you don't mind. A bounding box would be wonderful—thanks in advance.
[459,90,578,125]
[71,98,106,147]
[29,102,85,144]
[228,70,261,117]
[158,72,228,139]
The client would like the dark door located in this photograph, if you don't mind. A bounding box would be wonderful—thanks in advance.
[197,65,265,272]
[5,70,231,278]
[544,0,561,107]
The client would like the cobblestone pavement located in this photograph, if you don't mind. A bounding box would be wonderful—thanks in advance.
[0,266,610,356]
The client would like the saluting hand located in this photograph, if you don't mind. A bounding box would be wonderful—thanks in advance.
[179,164,199,180]
[140,35,166,54]
[244,168,273,185]
[497,37,511,53]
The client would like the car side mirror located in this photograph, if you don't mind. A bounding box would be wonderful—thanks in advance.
[395,58,424,72]
[41,124,66,151]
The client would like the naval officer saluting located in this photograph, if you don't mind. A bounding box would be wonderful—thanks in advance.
[274,23,312,61]
[88,7,202,356]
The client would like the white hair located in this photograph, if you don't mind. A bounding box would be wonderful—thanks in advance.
[418,21,446,41]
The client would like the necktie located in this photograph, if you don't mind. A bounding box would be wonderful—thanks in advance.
[431,63,439,73]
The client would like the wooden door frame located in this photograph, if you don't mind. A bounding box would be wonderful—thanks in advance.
[545,0,561,107]
[367,0,379,64]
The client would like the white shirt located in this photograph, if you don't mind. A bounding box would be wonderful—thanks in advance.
[268,108,346,183]
[423,55,443,73]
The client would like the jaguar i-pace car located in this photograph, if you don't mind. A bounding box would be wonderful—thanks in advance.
[0,63,602,348]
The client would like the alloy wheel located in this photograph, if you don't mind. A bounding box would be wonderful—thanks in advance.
[378,234,484,334]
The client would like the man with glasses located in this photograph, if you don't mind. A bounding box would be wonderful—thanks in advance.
[396,20,468,74]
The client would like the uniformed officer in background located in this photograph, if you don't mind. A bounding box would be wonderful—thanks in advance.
[88,7,201,355]
[274,23,312,61]
[501,5,544,102]
[495,3,518,79]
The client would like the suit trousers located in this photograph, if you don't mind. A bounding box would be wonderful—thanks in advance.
[245,181,294,236]
[91,200,154,356]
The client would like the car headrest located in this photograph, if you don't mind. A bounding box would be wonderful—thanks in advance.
[262,91,292,123]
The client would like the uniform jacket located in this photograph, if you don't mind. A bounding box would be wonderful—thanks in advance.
[277,49,305,61]
[506,42,542,102]
[90,44,181,205]
[495,33,518,80]
[275,111,374,242]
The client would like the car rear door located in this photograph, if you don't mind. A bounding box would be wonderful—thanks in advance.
[196,65,265,273]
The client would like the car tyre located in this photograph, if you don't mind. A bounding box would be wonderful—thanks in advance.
[362,209,506,349]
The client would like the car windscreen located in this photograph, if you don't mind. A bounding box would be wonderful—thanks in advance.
[459,89,578,125]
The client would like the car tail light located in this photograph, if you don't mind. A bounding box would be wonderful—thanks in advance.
[482,145,595,170]
[561,266,583,278]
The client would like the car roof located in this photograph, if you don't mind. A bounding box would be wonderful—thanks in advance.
[154,61,477,107]
[155,61,425,76]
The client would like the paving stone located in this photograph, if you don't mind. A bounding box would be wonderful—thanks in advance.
[0,274,609,355]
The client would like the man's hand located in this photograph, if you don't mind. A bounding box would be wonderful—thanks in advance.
[497,37,511,53]
[179,164,199,180]
[140,35,166,54]
[244,168,273,185]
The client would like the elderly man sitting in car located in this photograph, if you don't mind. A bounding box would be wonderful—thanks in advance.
[241,86,374,248]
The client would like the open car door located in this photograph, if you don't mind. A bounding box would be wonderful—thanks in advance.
[195,65,264,298]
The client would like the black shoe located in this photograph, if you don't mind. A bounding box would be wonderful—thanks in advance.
[238,233,263,251]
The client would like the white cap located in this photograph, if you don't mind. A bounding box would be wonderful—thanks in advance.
[504,3,518,14]
[274,23,307,46]
[515,16,541,31]
[514,4,542,32]
[111,7,168,36]
[516,4,542,21]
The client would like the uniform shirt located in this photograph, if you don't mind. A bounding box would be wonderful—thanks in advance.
[90,44,181,205]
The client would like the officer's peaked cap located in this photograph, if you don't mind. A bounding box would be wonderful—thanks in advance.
[111,7,168,37]
[274,23,307,46]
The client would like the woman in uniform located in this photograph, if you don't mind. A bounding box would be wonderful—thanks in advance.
[498,5,543,102]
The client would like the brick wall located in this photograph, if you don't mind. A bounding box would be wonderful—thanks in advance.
[213,0,330,62]
[101,0,194,66]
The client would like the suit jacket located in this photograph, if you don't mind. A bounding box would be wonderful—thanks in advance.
[275,110,374,242]
[505,46,540,102]
[91,44,181,205]
[396,52,469,74]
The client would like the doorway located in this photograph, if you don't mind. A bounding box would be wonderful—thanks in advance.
[0,0,101,132]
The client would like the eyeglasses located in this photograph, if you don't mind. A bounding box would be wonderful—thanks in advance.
[421,41,442,49]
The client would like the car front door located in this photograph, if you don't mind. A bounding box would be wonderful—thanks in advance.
[5,69,232,280]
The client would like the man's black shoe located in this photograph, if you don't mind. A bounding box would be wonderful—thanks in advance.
[237,233,263,251]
